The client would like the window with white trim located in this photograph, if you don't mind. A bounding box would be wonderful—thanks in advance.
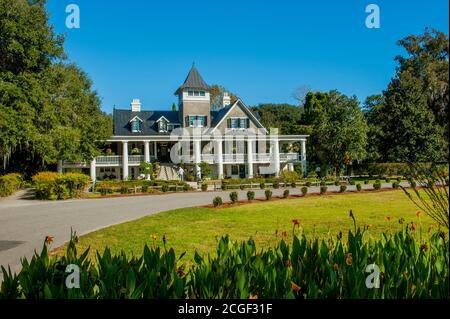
[131,119,142,132]
[228,117,249,129]
[187,115,207,128]
[187,90,206,97]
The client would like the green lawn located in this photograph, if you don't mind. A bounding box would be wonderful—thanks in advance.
[60,190,436,262]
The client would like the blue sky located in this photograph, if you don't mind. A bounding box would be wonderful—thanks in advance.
[46,0,449,114]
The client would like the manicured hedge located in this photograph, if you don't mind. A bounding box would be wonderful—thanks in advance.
[32,172,90,200]
[0,173,22,197]
[1,229,447,299]
[95,180,191,195]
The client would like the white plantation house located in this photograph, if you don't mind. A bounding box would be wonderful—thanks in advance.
[61,65,308,181]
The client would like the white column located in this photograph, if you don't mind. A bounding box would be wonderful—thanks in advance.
[300,139,307,177]
[122,141,129,180]
[153,142,158,160]
[216,139,223,179]
[247,139,254,178]
[194,139,201,181]
[144,140,150,180]
[57,159,63,174]
[90,158,96,182]
[273,138,280,177]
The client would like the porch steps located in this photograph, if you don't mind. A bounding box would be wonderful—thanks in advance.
[157,163,181,181]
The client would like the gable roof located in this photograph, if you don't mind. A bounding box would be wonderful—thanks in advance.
[174,64,209,95]
[113,109,180,136]
[208,99,268,134]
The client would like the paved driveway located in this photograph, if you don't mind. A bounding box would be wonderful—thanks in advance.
[0,183,403,277]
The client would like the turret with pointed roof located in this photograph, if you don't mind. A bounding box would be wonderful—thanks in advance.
[174,64,209,95]
[176,64,212,127]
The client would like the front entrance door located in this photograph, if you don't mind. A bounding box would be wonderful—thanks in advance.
[159,143,169,162]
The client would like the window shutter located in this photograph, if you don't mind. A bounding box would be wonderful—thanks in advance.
[227,118,231,128]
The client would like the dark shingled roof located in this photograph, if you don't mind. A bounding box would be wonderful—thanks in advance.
[174,65,209,94]
[113,109,180,136]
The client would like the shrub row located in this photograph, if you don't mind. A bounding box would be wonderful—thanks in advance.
[96,180,191,195]
[0,173,22,197]
[33,172,90,200]
[1,229,447,299]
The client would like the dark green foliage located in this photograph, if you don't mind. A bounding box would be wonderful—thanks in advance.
[349,180,355,185]
[334,181,340,186]
[320,186,327,194]
[259,182,265,189]
[291,182,296,188]
[283,189,290,198]
[272,180,280,189]
[2,229,447,299]
[264,189,272,200]
[212,196,223,207]
[229,191,238,203]
[161,184,169,193]
[306,181,312,187]
[392,182,399,189]
[364,180,369,184]
[246,191,255,201]
[0,1,112,176]
[373,183,381,190]
[239,184,246,190]
[301,187,308,196]
[356,184,362,191]
[339,185,347,193]
[201,184,208,192]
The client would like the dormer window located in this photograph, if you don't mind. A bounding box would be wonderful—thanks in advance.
[156,116,170,133]
[130,116,143,132]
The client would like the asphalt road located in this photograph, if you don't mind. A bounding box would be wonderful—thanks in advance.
[0,183,403,277]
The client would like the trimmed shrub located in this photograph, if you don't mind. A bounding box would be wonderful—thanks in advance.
[229,191,238,203]
[221,183,227,190]
[272,181,280,189]
[364,180,369,185]
[320,181,326,187]
[259,182,265,189]
[161,184,169,192]
[349,180,355,186]
[32,172,89,200]
[396,177,402,182]
[375,179,381,184]
[385,178,391,183]
[239,185,246,190]
[339,185,347,193]
[410,180,417,189]
[120,186,129,194]
[212,196,222,207]
[301,186,308,196]
[247,190,255,201]
[283,189,290,198]
[334,181,340,186]
[320,186,327,195]
[392,182,399,189]
[265,189,272,200]
[356,183,362,191]
[305,181,312,187]
[291,182,296,188]
[201,183,208,192]
[373,183,381,190]
[141,185,148,193]
[0,173,22,197]
[183,184,191,191]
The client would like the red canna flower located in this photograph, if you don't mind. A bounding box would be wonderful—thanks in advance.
[416,211,423,217]
[292,219,300,226]
[410,223,417,231]
[45,235,54,245]
[345,253,353,266]
[385,216,392,222]
[281,231,288,238]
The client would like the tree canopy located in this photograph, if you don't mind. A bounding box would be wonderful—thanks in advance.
[0,0,112,176]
